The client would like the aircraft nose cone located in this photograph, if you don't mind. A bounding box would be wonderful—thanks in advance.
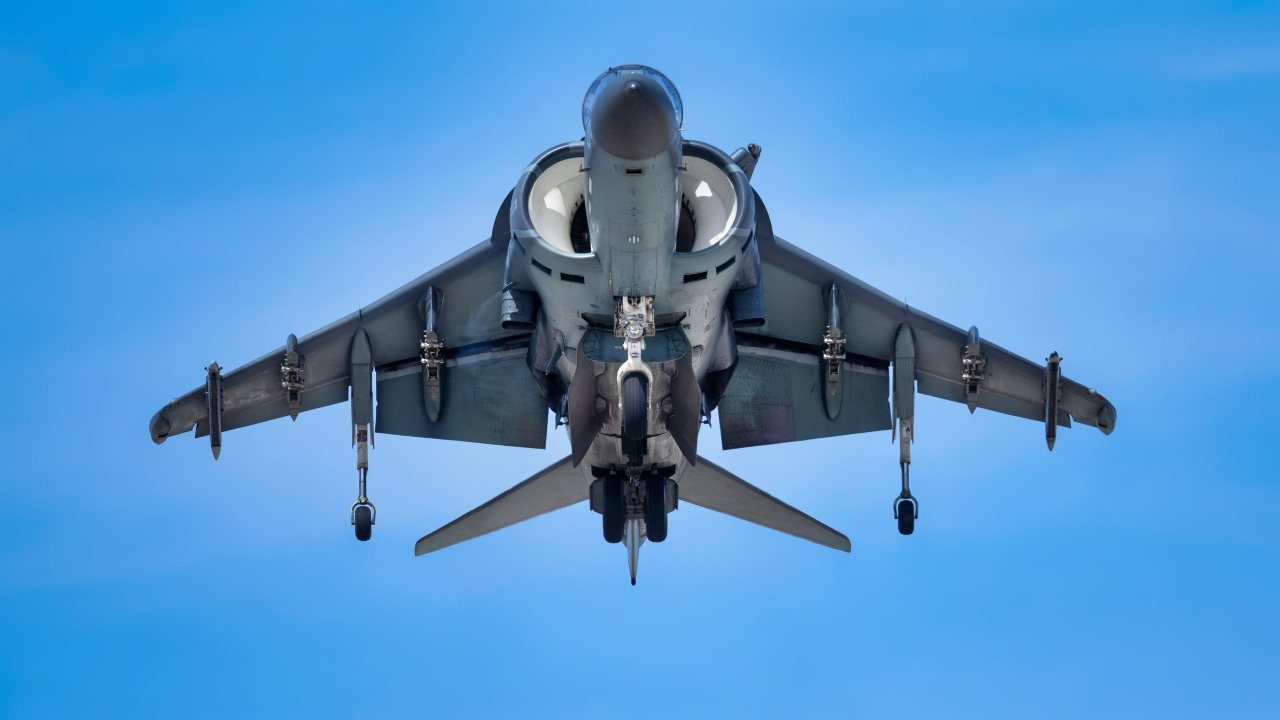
[586,72,679,160]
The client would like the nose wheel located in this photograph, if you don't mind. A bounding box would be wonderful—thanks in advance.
[621,373,649,464]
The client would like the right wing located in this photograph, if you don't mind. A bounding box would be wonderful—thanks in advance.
[149,233,549,450]
[718,196,1116,451]
[716,336,891,449]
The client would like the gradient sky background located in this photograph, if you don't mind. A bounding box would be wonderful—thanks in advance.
[2,1,1278,718]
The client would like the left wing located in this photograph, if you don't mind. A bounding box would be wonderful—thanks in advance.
[149,233,548,450]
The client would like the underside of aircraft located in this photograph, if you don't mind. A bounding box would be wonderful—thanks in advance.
[150,65,1117,584]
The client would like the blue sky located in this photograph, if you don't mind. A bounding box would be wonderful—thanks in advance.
[2,1,1278,717]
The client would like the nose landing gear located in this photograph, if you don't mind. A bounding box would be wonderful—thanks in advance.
[621,373,649,464]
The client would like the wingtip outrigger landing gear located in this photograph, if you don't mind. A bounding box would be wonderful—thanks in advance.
[351,483,376,542]
[350,426,376,542]
[894,422,918,536]
[892,323,919,536]
[349,328,376,542]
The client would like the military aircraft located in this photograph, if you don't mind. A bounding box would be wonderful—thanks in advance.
[150,65,1117,584]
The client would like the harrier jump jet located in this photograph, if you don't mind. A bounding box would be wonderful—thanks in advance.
[150,66,1117,583]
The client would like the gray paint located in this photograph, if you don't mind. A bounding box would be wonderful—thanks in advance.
[680,456,850,552]
[149,65,1116,580]
[415,456,586,555]
[718,346,890,450]
[349,328,372,427]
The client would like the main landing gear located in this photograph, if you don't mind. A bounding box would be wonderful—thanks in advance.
[598,471,674,544]
[595,469,676,584]
[643,475,668,542]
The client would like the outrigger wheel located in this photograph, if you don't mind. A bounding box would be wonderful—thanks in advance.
[352,503,374,542]
[894,495,918,536]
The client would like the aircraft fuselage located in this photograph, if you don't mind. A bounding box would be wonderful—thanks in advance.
[503,66,760,570]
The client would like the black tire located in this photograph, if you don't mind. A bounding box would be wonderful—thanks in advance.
[621,373,648,463]
[644,476,668,542]
[602,476,624,544]
[896,498,915,536]
[354,504,373,542]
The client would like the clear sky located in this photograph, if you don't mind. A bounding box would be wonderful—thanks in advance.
[2,1,1278,718]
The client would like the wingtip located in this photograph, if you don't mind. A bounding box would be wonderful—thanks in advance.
[1097,398,1117,436]
[149,411,171,445]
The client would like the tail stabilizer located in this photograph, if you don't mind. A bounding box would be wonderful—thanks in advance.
[415,456,586,556]
[681,456,851,552]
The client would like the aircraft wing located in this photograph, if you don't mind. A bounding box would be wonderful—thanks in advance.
[718,230,1116,450]
[149,233,549,450]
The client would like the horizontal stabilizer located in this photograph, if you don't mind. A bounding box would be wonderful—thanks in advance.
[415,456,587,555]
[681,456,851,552]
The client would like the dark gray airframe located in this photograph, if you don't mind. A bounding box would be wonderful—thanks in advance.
[150,66,1117,583]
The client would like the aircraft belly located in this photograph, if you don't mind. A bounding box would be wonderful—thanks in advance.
[581,431,687,474]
